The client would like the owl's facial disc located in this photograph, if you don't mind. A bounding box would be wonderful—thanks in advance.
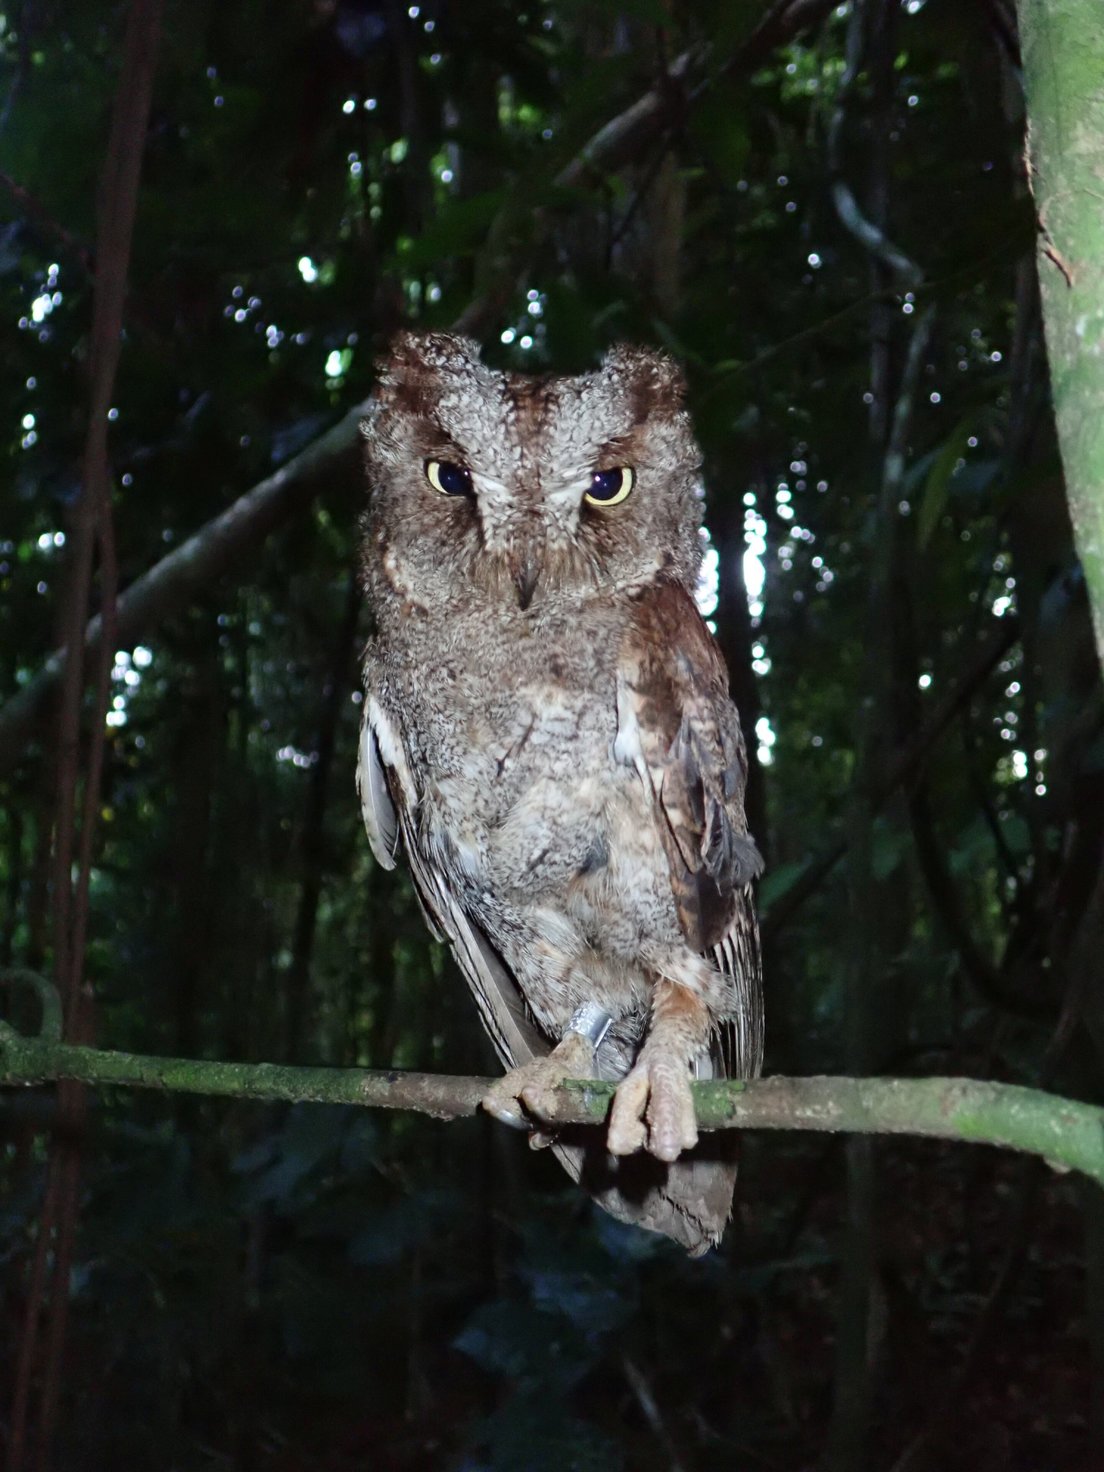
[483,462,638,610]
[428,458,547,610]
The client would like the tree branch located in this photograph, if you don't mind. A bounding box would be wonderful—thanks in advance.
[1,1028,1101,1186]
[0,403,364,775]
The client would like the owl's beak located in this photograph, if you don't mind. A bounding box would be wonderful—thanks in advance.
[512,553,541,611]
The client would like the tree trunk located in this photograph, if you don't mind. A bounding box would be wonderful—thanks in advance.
[1019,1,1104,668]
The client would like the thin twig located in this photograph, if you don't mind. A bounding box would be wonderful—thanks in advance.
[622,1356,689,1472]
[0,168,95,277]
[826,0,921,286]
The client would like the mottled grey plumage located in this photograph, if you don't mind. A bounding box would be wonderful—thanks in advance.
[357,331,762,1253]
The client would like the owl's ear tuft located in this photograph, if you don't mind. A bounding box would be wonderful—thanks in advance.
[371,332,487,423]
[600,343,687,417]
[359,402,382,440]
[377,330,484,382]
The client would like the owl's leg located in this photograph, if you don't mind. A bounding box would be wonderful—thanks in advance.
[481,1003,612,1134]
[607,978,710,1162]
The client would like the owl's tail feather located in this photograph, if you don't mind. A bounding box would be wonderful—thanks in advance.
[553,1136,739,1256]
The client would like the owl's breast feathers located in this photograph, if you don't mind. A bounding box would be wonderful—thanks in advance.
[615,577,763,953]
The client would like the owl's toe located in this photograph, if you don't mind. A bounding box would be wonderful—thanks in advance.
[608,1049,698,1162]
[607,1069,650,1155]
[646,1057,699,1161]
[481,1031,595,1132]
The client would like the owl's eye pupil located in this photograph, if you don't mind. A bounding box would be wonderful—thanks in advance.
[590,470,624,500]
[425,459,473,497]
[584,466,635,507]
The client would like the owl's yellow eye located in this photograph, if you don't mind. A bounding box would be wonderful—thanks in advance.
[425,459,473,497]
[584,466,634,507]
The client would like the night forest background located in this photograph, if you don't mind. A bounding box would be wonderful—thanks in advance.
[2,0,1102,1467]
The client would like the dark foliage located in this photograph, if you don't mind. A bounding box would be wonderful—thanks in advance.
[1,0,1101,1467]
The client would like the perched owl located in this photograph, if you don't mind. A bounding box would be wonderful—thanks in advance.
[357,332,763,1254]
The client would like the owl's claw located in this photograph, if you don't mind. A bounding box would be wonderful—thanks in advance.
[481,1030,596,1133]
[607,1046,698,1162]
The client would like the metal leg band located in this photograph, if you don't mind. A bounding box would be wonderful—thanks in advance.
[565,1002,613,1049]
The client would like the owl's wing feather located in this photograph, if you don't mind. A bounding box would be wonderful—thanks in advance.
[711,918,763,1080]
[356,697,403,873]
[358,695,546,1063]
[424,880,548,1065]
[618,578,764,1077]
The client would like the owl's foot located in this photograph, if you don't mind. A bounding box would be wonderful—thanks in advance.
[607,1043,699,1163]
[481,1029,596,1134]
[608,978,709,1161]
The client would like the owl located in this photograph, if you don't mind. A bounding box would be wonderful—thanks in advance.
[356,332,763,1254]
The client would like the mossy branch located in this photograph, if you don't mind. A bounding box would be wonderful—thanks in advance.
[1,1026,1101,1187]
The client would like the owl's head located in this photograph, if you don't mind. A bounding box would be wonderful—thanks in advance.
[360,332,705,617]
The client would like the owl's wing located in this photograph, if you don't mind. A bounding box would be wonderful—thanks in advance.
[360,680,738,1255]
[616,577,764,1078]
[357,695,547,1065]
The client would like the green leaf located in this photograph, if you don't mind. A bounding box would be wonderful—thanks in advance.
[917,416,975,549]
[915,413,1000,548]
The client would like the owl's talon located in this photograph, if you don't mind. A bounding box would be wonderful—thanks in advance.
[481,1092,530,1130]
[608,1048,698,1162]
